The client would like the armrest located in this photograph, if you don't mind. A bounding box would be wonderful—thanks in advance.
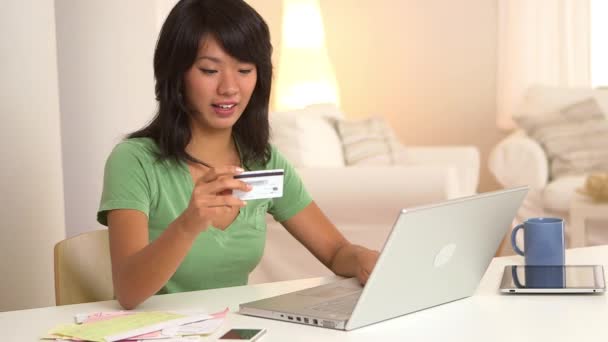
[295,165,460,225]
[488,130,549,189]
[395,146,480,196]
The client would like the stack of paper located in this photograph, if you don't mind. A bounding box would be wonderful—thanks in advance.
[44,308,228,342]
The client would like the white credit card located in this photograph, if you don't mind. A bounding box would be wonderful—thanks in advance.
[233,169,284,201]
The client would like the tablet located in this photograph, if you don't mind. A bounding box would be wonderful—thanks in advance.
[499,265,606,294]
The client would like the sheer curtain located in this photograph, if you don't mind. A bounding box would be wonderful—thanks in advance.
[591,0,608,88]
[496,0,591,130]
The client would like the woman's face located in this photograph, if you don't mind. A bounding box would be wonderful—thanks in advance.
[183,36,257,132]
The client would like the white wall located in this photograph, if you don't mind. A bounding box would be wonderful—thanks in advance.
[0,0,66,311]
[55,0,158,237]
[0,0,169,311]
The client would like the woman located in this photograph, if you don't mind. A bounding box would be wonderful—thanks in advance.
[98,0,379,310]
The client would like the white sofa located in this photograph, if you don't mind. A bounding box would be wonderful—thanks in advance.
[488,86,608,248]
[249,104,480,283]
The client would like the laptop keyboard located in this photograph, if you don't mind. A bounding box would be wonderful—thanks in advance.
[308,292,361,315]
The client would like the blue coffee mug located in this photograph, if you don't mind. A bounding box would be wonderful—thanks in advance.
[510,217,565,266]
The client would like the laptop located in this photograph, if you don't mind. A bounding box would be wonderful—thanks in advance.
[240,187,529,330]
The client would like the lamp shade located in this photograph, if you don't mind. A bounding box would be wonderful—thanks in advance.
[273,0,340,111]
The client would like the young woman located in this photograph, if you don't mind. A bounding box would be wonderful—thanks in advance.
[98,0,379,309]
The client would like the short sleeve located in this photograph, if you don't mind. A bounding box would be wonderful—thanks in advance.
[97,140,153,226]
[267,146,313,222]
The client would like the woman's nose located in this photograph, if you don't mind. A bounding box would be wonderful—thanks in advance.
[218,72,238,96]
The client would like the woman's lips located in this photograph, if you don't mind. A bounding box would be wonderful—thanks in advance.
[212,103,237,117]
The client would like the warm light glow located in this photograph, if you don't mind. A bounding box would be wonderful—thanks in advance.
[274,0,340,111]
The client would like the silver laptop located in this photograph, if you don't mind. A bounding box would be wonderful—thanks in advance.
[240,187,529,330]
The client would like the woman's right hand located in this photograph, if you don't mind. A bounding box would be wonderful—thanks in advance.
[176,166,250,235]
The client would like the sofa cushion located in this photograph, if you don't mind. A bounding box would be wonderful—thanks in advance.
[543,175,586,212]
[270,104,345,168]
[334,117,403,165]
[515,98,608,179]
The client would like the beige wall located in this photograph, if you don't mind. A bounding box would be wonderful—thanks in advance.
[55,0,157,238]
[0,0,66,311]
[250,0,504,191]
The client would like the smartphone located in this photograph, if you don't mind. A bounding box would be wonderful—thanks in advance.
[499,265,606,293]
[218,328,266,341]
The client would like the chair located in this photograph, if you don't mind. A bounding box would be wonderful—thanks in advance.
[54,229,114,305]
[489,86,608,249]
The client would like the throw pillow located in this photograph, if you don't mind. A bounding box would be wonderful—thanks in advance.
[270,104,346,168]
[514,98,608,179]
[334,117,403,165]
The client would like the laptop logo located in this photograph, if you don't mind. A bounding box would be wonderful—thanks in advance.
[434,243,457,268]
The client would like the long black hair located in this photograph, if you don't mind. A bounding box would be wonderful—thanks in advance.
[129,0,273,168]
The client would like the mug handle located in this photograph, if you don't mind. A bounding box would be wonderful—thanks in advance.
[512,266,525,288]
[510,224,525,256]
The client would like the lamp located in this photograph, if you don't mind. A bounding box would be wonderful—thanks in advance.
[273,0,341,111]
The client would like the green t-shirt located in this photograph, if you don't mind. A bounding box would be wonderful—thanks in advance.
[97,137,312,294]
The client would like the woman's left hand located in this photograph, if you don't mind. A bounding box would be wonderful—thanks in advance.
[355,248,380,285]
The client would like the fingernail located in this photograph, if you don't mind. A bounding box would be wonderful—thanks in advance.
[241,201,247,206]
[236,167,244,172]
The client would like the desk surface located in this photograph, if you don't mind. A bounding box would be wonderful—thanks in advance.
[2,246,608,341]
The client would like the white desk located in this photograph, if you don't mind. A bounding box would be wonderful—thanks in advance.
[2,246,608,341]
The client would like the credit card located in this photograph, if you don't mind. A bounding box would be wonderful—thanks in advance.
[233,169,284,201]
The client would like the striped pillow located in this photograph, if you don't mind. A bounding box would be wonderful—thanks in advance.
[335,117,402,165]
[515,98,608,179]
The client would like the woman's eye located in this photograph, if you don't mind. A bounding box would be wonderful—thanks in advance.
[199,68,217,75]
[239,69,253,74]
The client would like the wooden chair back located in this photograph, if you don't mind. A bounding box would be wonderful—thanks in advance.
[54,229,113,305]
